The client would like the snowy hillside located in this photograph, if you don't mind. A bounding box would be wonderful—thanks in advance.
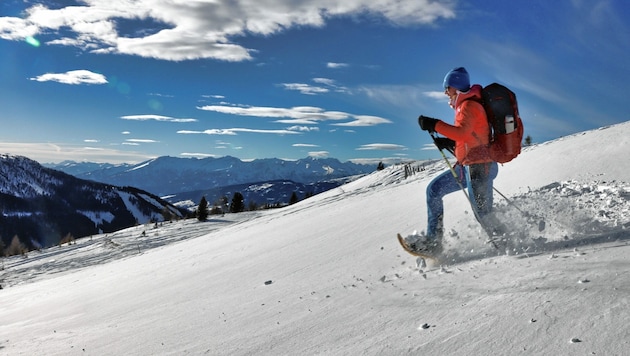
[0,155,187,249]
[1,121,629,355]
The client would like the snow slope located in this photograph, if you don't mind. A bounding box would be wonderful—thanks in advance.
[1,122,629,355]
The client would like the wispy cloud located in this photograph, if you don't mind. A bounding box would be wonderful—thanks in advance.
[177,128,301,136]
[121,115,197,123]
[356,143,407,151]
[281,77,350,95]
[0,1,455,61]
[280,83,329,95]
[202,94,226,100]
[148,93,174,98]
[327,62,349,69]
[332,115,392,127]
[313,77,350,93]
[308,151,329,158]
[293,143,319,147]
[180,152,220,158]
[287,126,319,132]
[29,70,107,85]
[197,103,391,127]
[126,139,160,143]
[358,84,439,110]
[0,142,153,163]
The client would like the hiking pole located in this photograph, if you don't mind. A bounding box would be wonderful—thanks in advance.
[429,132,500,248]
[430,130,545,233]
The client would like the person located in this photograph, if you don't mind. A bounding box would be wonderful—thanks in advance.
[410,67,498,254]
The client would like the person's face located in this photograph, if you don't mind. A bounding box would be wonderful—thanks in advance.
[445,86,458,108]
[444,86,457,100]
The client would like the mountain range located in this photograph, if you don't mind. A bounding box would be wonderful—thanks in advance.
[0,155,187,250]
[0,155,376,250]
[45,156,379,205]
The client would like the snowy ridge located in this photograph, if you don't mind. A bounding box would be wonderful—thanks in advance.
[0,121,629,355]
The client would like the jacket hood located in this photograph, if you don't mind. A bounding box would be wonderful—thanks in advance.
[453,84,483,109]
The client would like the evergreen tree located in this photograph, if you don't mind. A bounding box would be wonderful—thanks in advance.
[230,192,245,213]
[524,135,533,146]
[197,196,209,221]
[219,196,229,214]
[377,161,385,171]
[289,191,299,205]
[6,235,25,257]
[161,206,174,221]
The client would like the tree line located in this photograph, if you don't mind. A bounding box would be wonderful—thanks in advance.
[195,190,312,221]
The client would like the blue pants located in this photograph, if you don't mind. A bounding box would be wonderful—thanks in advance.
[426,162,498,237]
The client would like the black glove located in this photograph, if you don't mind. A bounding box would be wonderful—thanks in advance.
[434,137,455,154]
[418,115,439,133]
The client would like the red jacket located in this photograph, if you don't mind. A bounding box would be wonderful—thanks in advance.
[435,84,492,165]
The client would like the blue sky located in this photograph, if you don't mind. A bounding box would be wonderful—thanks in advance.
[0,0,628,164]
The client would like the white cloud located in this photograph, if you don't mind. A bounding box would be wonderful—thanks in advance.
[198,104,348,121]
[198,103,391,127]
[177,128,301,136]
[327,62,349,69]
[29,70,107,85]
[126,139,159,143]
[312,78,335,86]
[356,143,406,151]
[180,152,219,158]
[293,143,319,147]
[314,77,349,93]
[282,78,350,95]
[148,93,175,98]
[331,115,392,127]
[358,84,440,109]
[202,94,226,99]
[308,151,329,158]
[0,1,455,61]
[121,115,197,123]
[0,142,153,164]
[424,91,447,100]
[281,83,329,95]
[287,126,320,132]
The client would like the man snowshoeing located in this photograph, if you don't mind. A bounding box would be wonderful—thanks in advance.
[405,67,499,255]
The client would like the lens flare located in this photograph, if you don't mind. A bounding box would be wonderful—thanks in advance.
[25,36,40,47]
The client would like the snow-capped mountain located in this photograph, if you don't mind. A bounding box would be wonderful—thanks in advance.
[0,155,187,249]
[44,156,378,197]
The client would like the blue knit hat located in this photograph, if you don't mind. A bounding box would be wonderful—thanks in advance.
[443,67,470,92]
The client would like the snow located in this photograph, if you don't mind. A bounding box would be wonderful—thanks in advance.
[1,122,629,355]
[77,210,115,225]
